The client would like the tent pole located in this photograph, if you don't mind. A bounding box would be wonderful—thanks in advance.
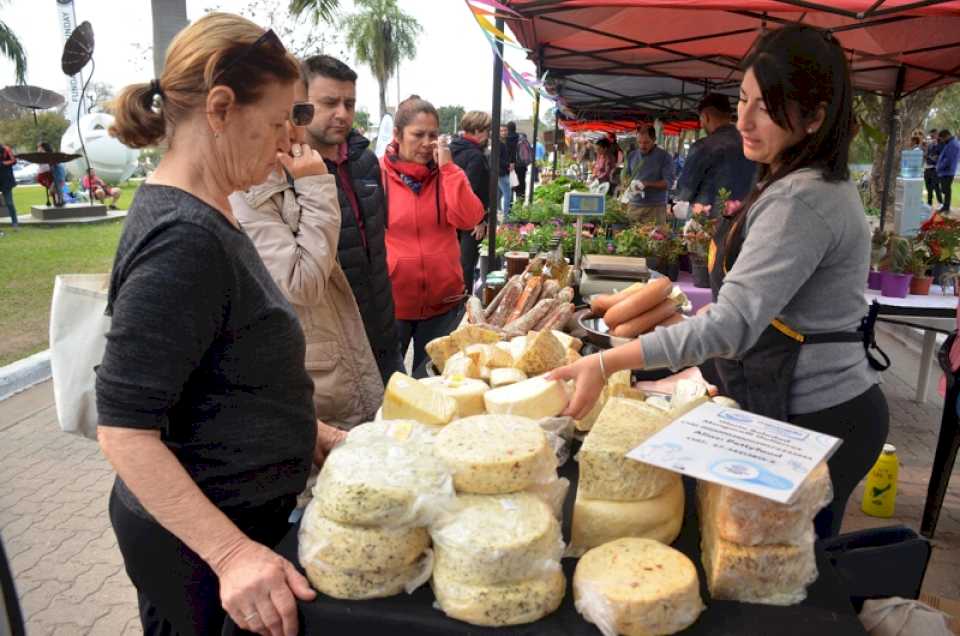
[552,116,560,174]
[487,15,505,284]
[879,65,906,233]
[529,48,544,206]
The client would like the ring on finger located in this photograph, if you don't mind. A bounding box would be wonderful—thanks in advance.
[243,611,259,623]
[292,145,302,157]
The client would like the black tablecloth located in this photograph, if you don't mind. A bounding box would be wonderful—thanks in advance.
[225,455,866,636]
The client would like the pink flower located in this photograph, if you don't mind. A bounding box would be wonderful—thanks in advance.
[606,243,615,253]
[724,199,743,216]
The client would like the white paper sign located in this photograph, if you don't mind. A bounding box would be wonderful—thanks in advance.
[626,403,841,504]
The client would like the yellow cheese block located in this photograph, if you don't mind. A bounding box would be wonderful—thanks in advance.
[431,493,563,585]
[451,324,501,349]
[421,376,489,418]
[465,343,514,369]
[515,329,567,375]
[574,538,704,636]
[305,552,431,600]
[382,373,457,426]
[442,353,482,380]
[432,567,566,627]
[575,370,636,432]
[569,476,684,557]
[578,398,675,501]
[299,507,430,571]
[483,375,569,420]
[489,367,528,388]
[434,415,556,494]
[426,336,459,371]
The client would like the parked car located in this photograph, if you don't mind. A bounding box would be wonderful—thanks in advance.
[13,160,37,184]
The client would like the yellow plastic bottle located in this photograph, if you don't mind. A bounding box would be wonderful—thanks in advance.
[861,444,899,518]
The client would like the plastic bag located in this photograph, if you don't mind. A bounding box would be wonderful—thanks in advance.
[509,169,520,188]
[525,476,570,520]
[536,415,575,467]
[431,566,566,627]
[302,547,434,600]
[430,492,564,585]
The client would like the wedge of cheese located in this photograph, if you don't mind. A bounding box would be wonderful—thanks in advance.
[508,336,527,362]
[483,375,569,420]
[515,329,566,375]
[574,538,704,636]
[451,324,501,349]
[434,415,556,494]
[442,353,482,380]
[489,367,528,388]
[431,493,563,585]
[299,508,430,571]
[421,376,489,418]
[551,330,582,352]
[432,567,566,627]
[494,341,516,363]
[305,552,431,600]
[564,348,582,365]
[382,373,457,426]
[569,475,684,557]
[465,343,514,369]
[578,398,674,501]
[426,336,459,371]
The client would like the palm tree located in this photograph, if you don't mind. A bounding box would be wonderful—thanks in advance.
[288,0,341,24]
[342,0,421,119]
[0,1,26,84]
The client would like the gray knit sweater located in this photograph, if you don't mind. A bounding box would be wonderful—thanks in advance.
[641,167,880,415]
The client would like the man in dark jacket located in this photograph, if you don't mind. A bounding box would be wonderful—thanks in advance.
[450,111,492,295]
[301,54,404,382]
[499,122,518,218]
[936,129,960,212]
[924,128,943,208]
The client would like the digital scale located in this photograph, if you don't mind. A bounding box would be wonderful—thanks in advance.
[564,190,606,277]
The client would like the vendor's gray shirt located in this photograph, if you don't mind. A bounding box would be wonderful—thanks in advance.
[641,168,880,415]
[625,146,675,205]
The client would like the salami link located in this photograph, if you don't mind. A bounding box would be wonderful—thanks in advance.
[503,298,559,338]
[535,302,575,333]
[489,276,525,327]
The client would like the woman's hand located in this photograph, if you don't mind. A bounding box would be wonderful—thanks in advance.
[547,353,607,420]
[435,135,453,167]
[213,538,316,636]
[471,222,487,241]
[278,143,327,180]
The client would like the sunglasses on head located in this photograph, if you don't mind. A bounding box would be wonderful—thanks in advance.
[213,28,287,85]
[291,102,315,126]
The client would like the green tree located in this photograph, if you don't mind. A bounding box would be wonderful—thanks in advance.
[0,112,70,151]
[437,105,465,135]
[354,108,371,132]
[340,0,421,119]
[288,0,341,24]
[927,84,960,135]
[0,1,26,84]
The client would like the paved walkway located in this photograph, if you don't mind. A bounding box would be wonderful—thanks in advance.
[0,328,957,634]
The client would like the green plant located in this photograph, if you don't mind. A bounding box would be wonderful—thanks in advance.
[907,238,932,277]
[683,211,718,258]
[532,176,588,205]
[650,225,685,264]
[885,235,911,274]
[602,199,630,226]
[614,225,651,257]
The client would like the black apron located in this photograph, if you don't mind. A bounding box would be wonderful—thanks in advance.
[707,212,889,420]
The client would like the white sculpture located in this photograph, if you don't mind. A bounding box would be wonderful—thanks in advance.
[61,113,139,184]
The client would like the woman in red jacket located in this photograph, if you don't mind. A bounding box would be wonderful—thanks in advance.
[381,95,485,375]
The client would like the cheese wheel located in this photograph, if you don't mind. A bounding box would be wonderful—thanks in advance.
[579,398,675,501]
[569,476,684,557]
[432,567,566,627]
[299,510,430,571]
[431,493,563,585]
[451,324,501,349]
[305,552,431,600]
[515,329,567,375]
[382,373,457,426]
[346,419,441,446]
[483,375,569,420]
[434,415,556,494]
[421,376,489,418]
[489,367,528,388]
[574,538,704,636]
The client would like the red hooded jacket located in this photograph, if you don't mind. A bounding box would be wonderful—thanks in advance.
[381,146,485,321]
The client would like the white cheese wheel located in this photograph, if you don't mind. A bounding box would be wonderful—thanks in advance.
[421,376,489,418]
[515,329,566,375]
[305,552,432,600]
[574,538,704,636]
[489,367,528,388]
[432,567,566,627]
[578,398,675,501]
[382,373,457,426]
[299,507,430,571]
[313,434,455,527]
[569,475,684,557]
[483,375,569,420]
[434,415,556,494]
[431,493,563,585]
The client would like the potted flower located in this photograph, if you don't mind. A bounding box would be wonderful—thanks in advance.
[682,208,717,288]
[880,235,913,298]
[917,212,960,284]
[907,238,933,295]
[614,225,652,259]
[650,225,684,281]
[868,227,890,290]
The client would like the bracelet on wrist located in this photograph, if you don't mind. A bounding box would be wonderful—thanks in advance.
[598,350,608,382]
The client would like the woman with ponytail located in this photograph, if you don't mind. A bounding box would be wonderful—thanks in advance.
[380,95,484,374]
[551,25,889,540]
[97,13,327,635]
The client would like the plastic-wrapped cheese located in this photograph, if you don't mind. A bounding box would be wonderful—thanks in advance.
[483,375,569,420]
[305,550,433,600]
[346,419,441,446]
[578,398,674,501]
[700,462,832,546]
[432,565,566,627]
[434,415,557,494]
[575,370,634,432]
[420,376,489,418]
[431,493,563,585]
[313,433,455,527]
[569,475,684,557]
[574,538,704,636]
[382,373,457,425]
[489,367,527,388]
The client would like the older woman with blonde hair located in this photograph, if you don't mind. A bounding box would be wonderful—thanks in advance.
[98,13,329,636]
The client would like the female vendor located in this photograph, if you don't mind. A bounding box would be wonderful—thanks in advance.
[551,25,889,539]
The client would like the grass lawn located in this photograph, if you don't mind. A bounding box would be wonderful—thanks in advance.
[9,180,142,215]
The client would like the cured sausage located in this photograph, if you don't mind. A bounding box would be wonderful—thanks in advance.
[489,276,525,327]
[506,276,543,324]
[610,298,678,338]
[603,278,672,329]
[536,302,575,333]
[466,295,487,325]
[503,298,558,338]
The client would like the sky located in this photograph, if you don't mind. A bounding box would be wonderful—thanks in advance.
[0,0,539,122]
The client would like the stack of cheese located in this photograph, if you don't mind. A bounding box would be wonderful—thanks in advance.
[430,416,566,626]
[698,462,833,605]
[299,425,456,600]
[574,538,704,636]
[570,398,684,557]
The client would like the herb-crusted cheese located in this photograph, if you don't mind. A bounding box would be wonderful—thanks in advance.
[420,376,489,418]
[298,507,430,571]
[578,398,674,501]
[431,493,563,585]
[434,415,556,494]
[574,538,704,636]
[432,566,566,627]
[382,372,457,426]
[304,552,431,600]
